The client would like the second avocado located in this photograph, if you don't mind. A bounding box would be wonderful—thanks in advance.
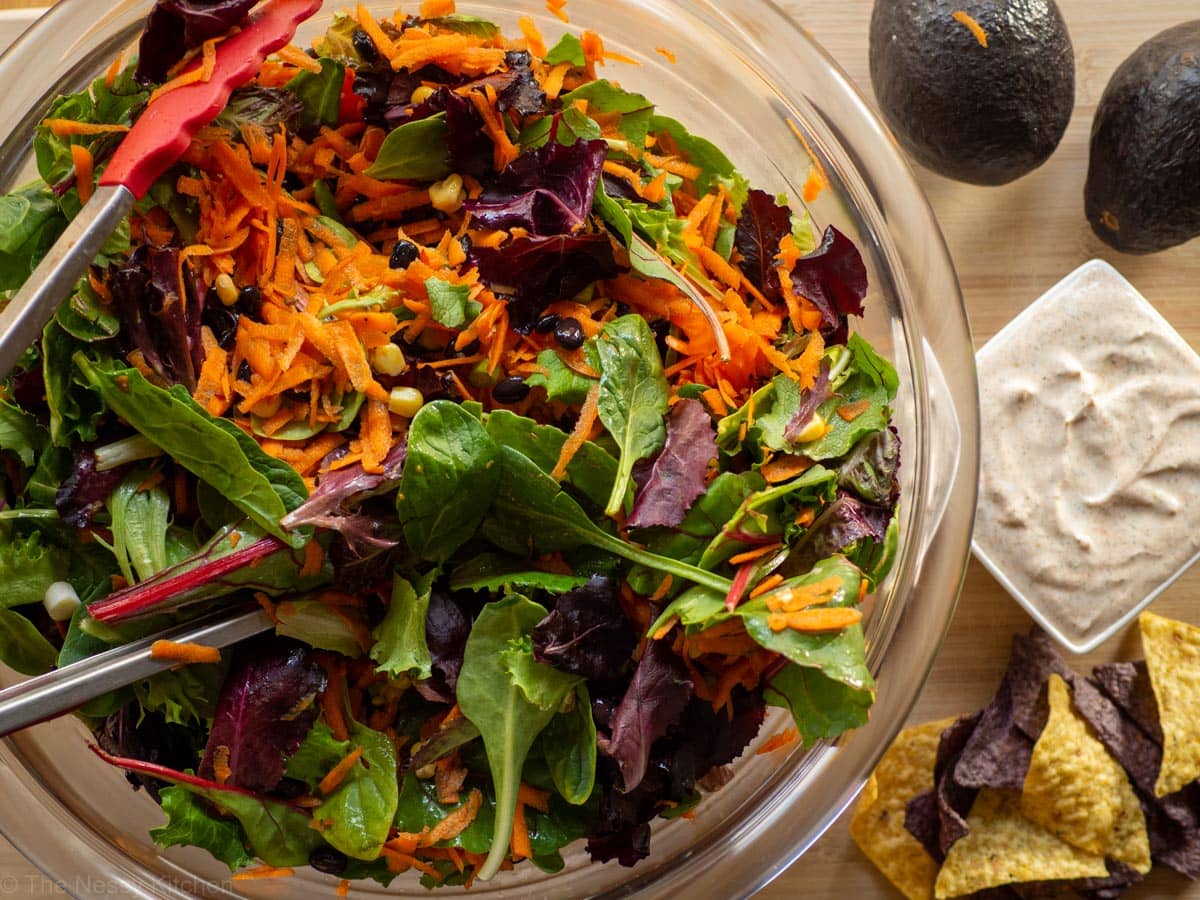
[870,0,1075,186]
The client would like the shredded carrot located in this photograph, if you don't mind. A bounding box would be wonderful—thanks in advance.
[837,399,872,422]
[759,454,812,484]
[231,866,295,881]
[749,573,785,599]
[319,747,365,795]
[70,144,95,204]
[148,36,219,105]
[756,727,799,755]
[768,607,863,633]
[276,44,323,74]
[42,119,130,137]
[212,745,232,785]
[299,538,325,578]
[550,383,600,480]
[545,0,570,24]
[517,783,551,813]
[149,640,222,665]
[655,46,677,64]
[511,802,533,860]
[426,789,483,844]
[951,10,989,47]
[323,663,350,741]
[421,0,456,15]
[518,16,548,58]
[337,879,351,897]
[727,543,782,567]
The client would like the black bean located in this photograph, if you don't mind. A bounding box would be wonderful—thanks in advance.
[236,284,262,316]
[309,847,349,876]
[352,27,380,64]
[389,240,420,270]
[554,316,585,349]
[458,234,473,254]
[492,376,531,404]
[534,313,560,334]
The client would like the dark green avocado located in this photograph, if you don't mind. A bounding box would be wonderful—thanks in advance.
[869,0,1075,186]
[1085,21,1200,254]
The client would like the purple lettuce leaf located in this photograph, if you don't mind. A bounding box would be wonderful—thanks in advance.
[416,589,473,703]
[56,448,129,528]
[280,442,407,555]
[784,362,831,443]
[470,234,621,332]
[789,225,868,344]
[97,704,205,801]
[136,0,259,84]
[442,89,494,180]
[530,575,636,681]
[595,640,693,793]
[781,491,892,577]
[587,687,764,866]
[110,245,204,391]
[465,135,608,236]
[627,399,716,529]
[734,189,791,303]
[198,638,326,794]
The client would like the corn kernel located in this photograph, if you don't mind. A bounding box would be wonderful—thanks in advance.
[792,412,826,444]
[250,395,283,419]
[372,343,408,376]
[214,273,239,306]
[388,386,424,418]
[44,581,80,622]
[429,173,465,214]
[410,85,435,105]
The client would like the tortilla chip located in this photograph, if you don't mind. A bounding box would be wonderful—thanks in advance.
[850,716,957,900]
[954,675,1032,791]
[1019,675,1150,873]
[1093,661,1163,746]
[1140,611,1200,796]
[934,788,1109,899]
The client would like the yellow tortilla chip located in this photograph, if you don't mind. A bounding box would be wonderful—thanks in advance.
[849,716,957,900]
[1140,611,1200,796]
[934,789,1108,899]
[1019,674,1150,872]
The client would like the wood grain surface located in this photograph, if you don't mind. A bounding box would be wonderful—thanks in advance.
[2,1,1200,897]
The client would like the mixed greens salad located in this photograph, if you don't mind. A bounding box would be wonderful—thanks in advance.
[0,0,901,888]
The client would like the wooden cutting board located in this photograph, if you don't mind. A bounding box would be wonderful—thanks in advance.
[2,2,1200,898]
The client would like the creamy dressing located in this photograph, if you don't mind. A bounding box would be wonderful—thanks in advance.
[974,262,1200,646]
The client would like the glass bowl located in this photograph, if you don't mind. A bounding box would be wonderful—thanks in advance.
[0,1,978,897]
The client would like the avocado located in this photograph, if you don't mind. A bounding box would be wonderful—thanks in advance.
[869,0,1075,186]
[1085,21,1200,254]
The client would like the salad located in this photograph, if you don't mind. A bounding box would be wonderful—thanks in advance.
[0,0,901,889]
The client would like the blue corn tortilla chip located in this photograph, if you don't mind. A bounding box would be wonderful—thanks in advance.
[954,675,1033,790]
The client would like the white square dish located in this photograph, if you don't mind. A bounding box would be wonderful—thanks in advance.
[972,259,1200,654]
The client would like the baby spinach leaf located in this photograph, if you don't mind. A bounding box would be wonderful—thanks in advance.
[286,57,345,127]
[519,105,601,151]
[540,684,597,805]
[55,277,120,342]
[449,552,590,594]
[286,720,350,786]
[737,557,874,692]
[365,114,451,182]
[425,277,472,329]
[483,408,616,510]
[371,572,433,680]
[523,348,596,405]
[422,14,500,38]
[396,400,500,563]
[314,718,399,861]
[92,749,322,867]
[647,584,730,638]
[698,466,837,569]
[589,315,669,518]
[764,662,873,748]
[0,608,57,675]
[458,594,566,880]
[560,80,654,155]
[799,335,897,460]
[75,356,308,544]
[150,786,254,872]
[650,114,749,204]
[0,399,47,467]
[481,447,732,594]
[544,33,586,66]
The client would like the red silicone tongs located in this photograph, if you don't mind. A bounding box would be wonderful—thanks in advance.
[0,0,322,378]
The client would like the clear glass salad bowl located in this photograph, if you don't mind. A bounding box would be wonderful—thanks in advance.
[0,1,978,897]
